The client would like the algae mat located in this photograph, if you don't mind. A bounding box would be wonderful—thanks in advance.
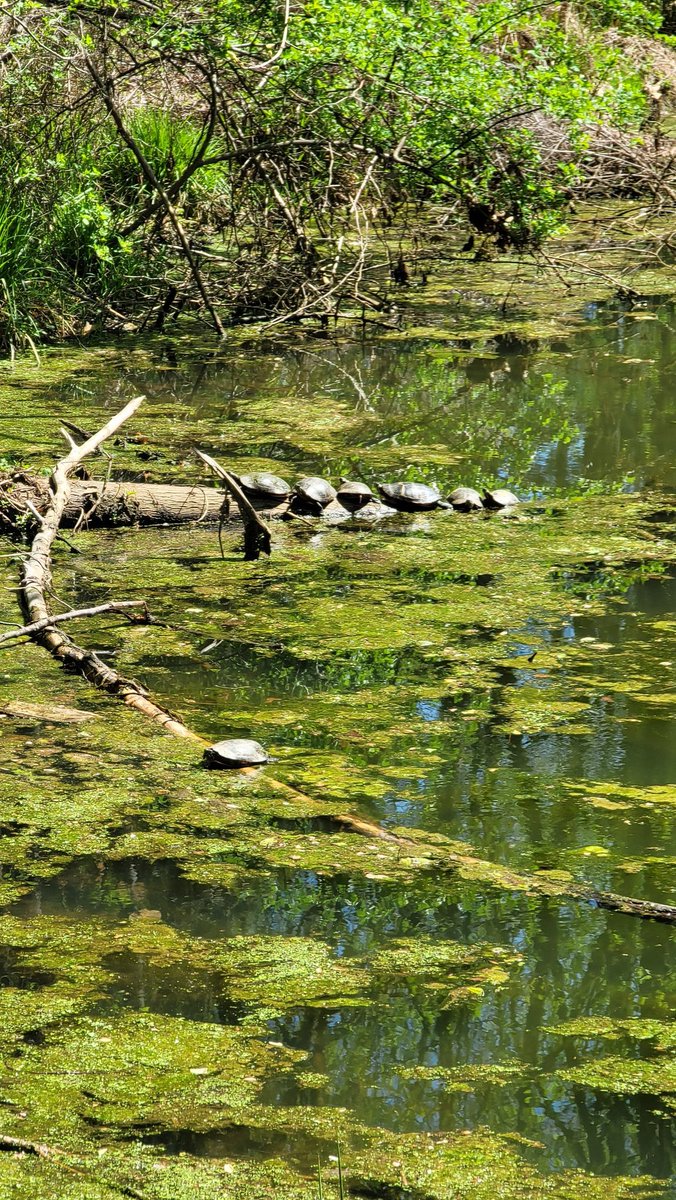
[0,292,675,1198]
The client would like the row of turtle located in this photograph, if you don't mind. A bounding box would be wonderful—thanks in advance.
[234,471,519,514]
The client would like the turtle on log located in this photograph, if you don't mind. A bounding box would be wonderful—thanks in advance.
[449,486,483,512]
[377,481,441,512]
[233,472,291,504]
[337,479,374,511]
[292,476,337,514]
[483,487,519,509]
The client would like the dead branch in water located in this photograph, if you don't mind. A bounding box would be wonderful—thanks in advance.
[0,600,149,646]
[17,398,199,742]
[195,449,273,559]
[0,1134,56,1159]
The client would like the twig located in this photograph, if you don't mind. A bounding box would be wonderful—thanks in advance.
[0,600,149,646]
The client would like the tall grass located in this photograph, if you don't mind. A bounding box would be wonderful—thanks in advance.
[101,108,229,211]
[0,194,42,353]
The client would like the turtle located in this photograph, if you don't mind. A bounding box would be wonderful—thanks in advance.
[233,471,291,504]
[336,479,374,511]
[293,476,337,513]
[203,738,269,769]
[483,487,519,509]
[449,486,483,512]
[376,481,441,512]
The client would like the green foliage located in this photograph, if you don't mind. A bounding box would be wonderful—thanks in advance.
[577,0,661,34]
[0,0,667,346]
[52,187,118,271]
[0,192,41,349]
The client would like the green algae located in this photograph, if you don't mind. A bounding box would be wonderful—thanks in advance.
[399,1061,528,1088]
[345,1127,665,1200]
[558,1056,676,1097]
[1,291,676,1200]
[543,1017,676,1050]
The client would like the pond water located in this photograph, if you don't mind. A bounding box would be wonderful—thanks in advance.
[0,292,675,1199]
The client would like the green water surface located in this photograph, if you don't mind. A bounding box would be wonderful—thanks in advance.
[0,292,674,1199]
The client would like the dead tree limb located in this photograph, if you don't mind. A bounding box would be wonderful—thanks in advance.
[0,600,148,646]
[195,449,273,559]
[0,1134,55,1158]
[17,398,200,743]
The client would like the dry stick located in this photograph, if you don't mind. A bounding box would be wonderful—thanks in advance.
[83,54,226,339]
[18,397,199,743]
[0,600,148,646]
[195,449,272,560]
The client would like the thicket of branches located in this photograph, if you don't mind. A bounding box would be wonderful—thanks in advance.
[1,0,674,350]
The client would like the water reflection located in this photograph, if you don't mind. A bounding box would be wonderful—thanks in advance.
[8,300,676,494]
[15,862,675,1180]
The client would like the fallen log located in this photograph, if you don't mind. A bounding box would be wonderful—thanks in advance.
[2,475,387,529]
[2,475,247,528]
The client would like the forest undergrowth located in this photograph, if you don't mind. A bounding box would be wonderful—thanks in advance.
[2,0,676,352]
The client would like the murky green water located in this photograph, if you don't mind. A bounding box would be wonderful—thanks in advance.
[0,293,675,1199]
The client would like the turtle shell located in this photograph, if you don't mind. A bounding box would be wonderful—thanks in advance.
[483,488,519,509]
[203,738,269,769]
[337,480,373,510]
[294,476,337,510]
[449,486,483,512]
[376,482,441,512]
[236,472,291,501]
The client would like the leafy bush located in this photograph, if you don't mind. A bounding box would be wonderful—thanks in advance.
[0,0,669,349]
